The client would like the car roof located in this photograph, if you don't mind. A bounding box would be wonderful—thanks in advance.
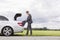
[0,13,22,21]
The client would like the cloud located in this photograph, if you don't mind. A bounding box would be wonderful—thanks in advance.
[0,0,34,12]
[0,0,60,22]
[31,0,60,17]
[0,0,60,29]
[30,0,60,22]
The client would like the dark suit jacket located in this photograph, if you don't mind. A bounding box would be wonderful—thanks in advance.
[22,14,33,26]
[26,14,33,24]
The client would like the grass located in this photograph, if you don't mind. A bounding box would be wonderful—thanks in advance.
[14,30,60,36]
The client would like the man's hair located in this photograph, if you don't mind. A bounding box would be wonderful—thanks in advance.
[26,11,29,13]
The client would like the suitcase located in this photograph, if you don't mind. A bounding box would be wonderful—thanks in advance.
[22,21,26,26]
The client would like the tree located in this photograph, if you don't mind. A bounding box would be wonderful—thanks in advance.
[43,27,47,30]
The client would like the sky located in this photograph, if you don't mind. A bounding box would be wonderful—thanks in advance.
[0,0,60,29]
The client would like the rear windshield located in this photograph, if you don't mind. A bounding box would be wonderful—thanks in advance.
[14,13,22,21]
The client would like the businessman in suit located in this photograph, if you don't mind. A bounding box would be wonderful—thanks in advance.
[26,11,33,35]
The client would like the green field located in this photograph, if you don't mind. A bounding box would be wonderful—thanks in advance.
[14,30,60,36]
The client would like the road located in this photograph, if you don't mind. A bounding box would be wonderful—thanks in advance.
[0,36,60,40]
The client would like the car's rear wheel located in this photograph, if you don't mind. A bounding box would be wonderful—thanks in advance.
[1,26,14,36]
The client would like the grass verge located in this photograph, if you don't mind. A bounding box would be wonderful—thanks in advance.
[14,30,60,36]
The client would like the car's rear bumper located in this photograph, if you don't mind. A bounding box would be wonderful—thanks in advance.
[14,26,24,33]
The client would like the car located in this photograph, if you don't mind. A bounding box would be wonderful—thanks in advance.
[0,13,24,36]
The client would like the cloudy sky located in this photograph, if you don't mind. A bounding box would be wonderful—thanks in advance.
[0,0,60,29]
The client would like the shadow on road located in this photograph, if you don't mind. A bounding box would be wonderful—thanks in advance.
[0,34,24,36]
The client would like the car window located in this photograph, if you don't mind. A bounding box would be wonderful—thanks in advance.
[0,16,9,21]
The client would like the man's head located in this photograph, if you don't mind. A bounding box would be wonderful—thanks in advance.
[26,11,29,15]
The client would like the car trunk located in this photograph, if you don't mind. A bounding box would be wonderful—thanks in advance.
[14,13,26,26]
[14,13,22,21]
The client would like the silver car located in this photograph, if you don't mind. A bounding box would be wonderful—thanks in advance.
[0,13,24,36]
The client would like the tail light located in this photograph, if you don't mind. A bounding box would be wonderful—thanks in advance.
[18,22,23,26]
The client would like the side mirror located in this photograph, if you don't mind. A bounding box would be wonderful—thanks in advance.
[14,13,22,20]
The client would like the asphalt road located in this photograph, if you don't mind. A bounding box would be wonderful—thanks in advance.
[0,36,60,40]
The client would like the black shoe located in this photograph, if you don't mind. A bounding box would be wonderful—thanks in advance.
[26,34,28,36]
[30,34,32,36]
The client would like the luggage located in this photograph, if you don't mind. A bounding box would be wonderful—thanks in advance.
[22,21,26,26]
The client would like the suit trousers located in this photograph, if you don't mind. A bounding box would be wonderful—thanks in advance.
[26,23,32,35]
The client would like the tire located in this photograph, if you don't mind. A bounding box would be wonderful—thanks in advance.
[1,26,14,36]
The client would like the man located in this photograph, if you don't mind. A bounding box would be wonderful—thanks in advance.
[26,11,33,35]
